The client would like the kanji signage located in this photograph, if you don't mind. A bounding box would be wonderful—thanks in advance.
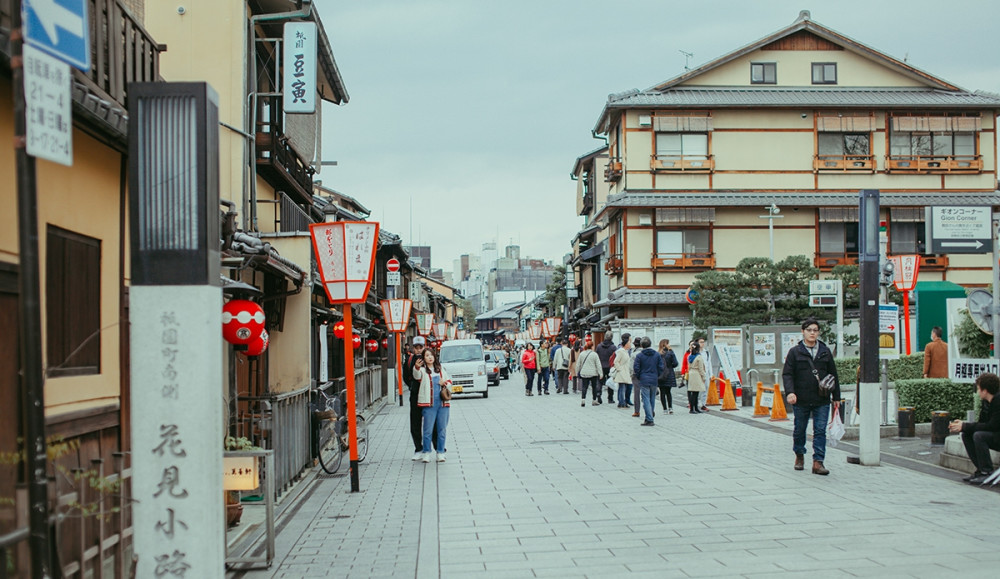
[23,45,72,166]
[310,222,379,303]
[283,21,316,114]
[926,207,991,254]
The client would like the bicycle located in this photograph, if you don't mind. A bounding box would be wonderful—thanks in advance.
[314,387,369,475]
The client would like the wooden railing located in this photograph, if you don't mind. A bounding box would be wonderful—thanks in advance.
[887,155,983,173]
[605,255,623,274]
[814,253,860,269]
[604,159,623,182]
[652,253,715,270]
[651,155,714,172]
[813,155,875,172]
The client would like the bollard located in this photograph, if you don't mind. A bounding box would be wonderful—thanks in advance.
[741,382,754,407]
[897,407,916,438]
[930,411,950,445]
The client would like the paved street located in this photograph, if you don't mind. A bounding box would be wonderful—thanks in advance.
[235,371,1000,578]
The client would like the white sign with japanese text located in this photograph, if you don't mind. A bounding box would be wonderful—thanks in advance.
[23,44,72,166]
[950,358,1000,384]
[283,21,317,114]
[131,286,224,578]
[879,303,900,360]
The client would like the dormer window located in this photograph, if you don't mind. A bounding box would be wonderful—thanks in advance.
[812,63,837,84]
[750,62,776,84]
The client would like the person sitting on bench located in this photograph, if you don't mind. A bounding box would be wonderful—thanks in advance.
[948,372,1000,485]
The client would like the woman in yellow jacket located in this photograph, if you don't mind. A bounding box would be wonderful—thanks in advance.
[685,342,707,414]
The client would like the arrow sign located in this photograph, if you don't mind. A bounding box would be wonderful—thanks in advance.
[22,0,91,71]
[941,240,984,249]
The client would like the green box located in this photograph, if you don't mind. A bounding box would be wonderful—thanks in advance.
[914,280,966,351]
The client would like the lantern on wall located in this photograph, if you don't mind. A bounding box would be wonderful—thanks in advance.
[243,329,270,357]
[332,321,346,339]
[222,299,265,346]
[381,338,389,350]
[365,339,379,353]
[351,333,362,349]
[568,333,577,344]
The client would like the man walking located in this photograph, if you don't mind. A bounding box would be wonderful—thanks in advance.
[633,337,665,425]
[552,339,571,393]
[783,318,840,475]
[923,326,949,379]
[596,335,617,403]
[949,372,1000,484]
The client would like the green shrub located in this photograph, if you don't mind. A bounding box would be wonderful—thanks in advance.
[895,379,975,423]
[888,354,924,381]
[835,357,859,384]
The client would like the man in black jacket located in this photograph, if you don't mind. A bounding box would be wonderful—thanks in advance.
[595,336,617,403]
[949,372,1000,484]
[782,318,840,475]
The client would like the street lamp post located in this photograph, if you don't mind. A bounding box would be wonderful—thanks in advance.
[758,203,784,262]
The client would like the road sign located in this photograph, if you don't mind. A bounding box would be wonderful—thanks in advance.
[22,0,91,71]
[23,45,72,166]
[809,295,838,308]
[879,303,900,360]
[926,207,991,254]
[387,257,400,272]
[387,271,400,286]
[809,280,839,295]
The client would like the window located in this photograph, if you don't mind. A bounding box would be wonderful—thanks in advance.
[890,222,926,254]
[818,133,870,157]
[890,132,976,157]
[811,63,837,84]
[46,226,101,376]
[656,229,710,256]
[818,222,859,255]
[750,62,776,84]
[655,133,708,158]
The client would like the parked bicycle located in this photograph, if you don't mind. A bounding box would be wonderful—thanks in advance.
[314,387,369,474]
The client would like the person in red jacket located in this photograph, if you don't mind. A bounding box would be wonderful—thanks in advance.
[521,343,538,396]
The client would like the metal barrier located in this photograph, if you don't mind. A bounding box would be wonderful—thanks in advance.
[0,526,29,579]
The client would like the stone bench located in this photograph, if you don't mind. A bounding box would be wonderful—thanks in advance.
[940,434,1000,473]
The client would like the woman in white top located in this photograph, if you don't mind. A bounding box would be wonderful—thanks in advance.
[413,348,452,462]
[575,341,604,406]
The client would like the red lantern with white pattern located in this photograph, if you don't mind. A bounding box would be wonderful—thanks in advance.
[332,321,346,339]
[351,333,362,349]
[381,338,389,350]
[568,333,577,344]
[222,299,265,346]
[243,329,270,357]
[365,339,378,353]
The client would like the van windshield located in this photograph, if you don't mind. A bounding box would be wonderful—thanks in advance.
[440,345,483,364]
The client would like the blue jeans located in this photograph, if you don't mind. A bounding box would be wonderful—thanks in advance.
[524,368,536,392]
[640,384,657,422]
[792,404,830,462]
[422,391,449,455]
[617,383,630,406]
[538,367,550,392]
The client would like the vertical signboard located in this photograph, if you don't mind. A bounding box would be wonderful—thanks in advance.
[23,45,72,166]
[283,22,317,114]
[879,304,900,360]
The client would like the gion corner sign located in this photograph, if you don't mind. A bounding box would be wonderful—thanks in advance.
[926,207,991,254]
[22,0,91,71]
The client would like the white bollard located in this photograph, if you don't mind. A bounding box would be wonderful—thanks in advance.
[859,381,881,465]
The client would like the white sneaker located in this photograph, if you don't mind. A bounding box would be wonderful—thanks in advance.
[421,453,431,463]
[436,453,446,462]
[412,452,422,461]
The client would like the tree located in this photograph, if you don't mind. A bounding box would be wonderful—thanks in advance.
[954,308,992,358]
[457,298,477,330]
[541,266,567,316]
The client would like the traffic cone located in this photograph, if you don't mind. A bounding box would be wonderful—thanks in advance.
[753,381,770,417]
[769,383,789,421]
[721,378,738,411]
[706,377,721,406]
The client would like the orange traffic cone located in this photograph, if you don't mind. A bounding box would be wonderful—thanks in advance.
[769,383,789,421]
[721,378,738,411]
[752,381,770,417]
[706,377,721,406]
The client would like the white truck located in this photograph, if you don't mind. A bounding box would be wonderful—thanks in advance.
[438,339,489,398]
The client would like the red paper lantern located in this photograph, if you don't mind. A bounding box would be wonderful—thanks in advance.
[381,338,389,350]
[243,329,270,357]
[365,339,378,353]
[332,321,346,339]
[568,333,577,343]
[222,299,265,345]
[351,333,362,349]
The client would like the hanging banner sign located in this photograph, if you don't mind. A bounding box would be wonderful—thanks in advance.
[283,21,317,114]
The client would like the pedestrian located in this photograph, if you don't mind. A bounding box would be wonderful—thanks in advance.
[405,337,435,460]
[537,340,552,394]
[633,337,665,425]
[568,342,580,393]
[923,326,949,379]
[782,318,840,476]
[631,337,643,417]
[657,339,678,413]
[596,335,617,403]
[686,343,707,414]
[696,337,712,412]
[612,334,633,407]
[576,340,603,406]
[413,347,451,463]
[948,372,1000,484]
[552,339,571,394]
[521,343,537,396]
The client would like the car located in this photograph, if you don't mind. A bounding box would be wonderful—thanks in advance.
[484,351,506,385]
[438,339,489,398]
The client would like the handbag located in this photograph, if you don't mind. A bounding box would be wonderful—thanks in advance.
[440,385,452,401]
[805,350,836,395]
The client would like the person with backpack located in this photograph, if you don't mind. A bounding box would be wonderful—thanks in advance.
[657,339,679,414]
[595,335,617,403]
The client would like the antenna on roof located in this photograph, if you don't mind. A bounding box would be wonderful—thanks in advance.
[679,50,693,71]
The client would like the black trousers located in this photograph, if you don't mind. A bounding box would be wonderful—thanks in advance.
[659,385,673,410]
[409,391,437,452]
[961,430,1000,473]
[602,367,614,403]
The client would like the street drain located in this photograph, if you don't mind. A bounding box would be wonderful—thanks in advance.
[930,501,955,505]
[328,515,351,519]
[530,440,579,445]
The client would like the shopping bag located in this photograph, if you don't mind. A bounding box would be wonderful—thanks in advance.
[828,403,845,447]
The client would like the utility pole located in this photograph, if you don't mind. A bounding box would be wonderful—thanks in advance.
[759,203,783,262]
[12,1,54,574]
[857,190,881,466]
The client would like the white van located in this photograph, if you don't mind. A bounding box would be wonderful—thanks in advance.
[438,339,489,398]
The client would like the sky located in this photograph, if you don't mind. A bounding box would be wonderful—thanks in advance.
[314,0,1000,274]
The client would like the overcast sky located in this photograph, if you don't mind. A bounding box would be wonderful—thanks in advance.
[315,0,1000,274]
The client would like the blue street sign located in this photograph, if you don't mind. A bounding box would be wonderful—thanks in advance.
[22,0,91,71]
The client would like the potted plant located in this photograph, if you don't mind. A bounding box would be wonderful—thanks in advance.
[224,436,261,528]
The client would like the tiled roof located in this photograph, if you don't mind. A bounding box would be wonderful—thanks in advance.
[606,88,1000,109]
[593,287,689,307]
[602,191,1000,209]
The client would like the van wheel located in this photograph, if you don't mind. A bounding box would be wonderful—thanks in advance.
[482,389,489,399]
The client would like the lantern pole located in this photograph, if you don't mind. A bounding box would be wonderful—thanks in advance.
[343,305,360,492]
[396,333,404,406]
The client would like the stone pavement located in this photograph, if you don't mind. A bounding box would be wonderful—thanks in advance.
[232,372,1000,578]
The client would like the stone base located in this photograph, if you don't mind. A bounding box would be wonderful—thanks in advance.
[939,434,1000,473]
[841,422,929,441]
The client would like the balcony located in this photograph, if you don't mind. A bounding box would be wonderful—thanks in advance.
[917,255,949,271]
[814,253,860,270]
[652,253,715,270]
[258,191,314,233]
[605,255,624,275]
[650,154,715,172]
[604,159,623,182]
[813,155,875,172]
[887,155,983,173]
[256,96,316,205]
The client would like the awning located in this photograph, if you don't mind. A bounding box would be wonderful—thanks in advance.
[594,287,689,308]
[579,243,605,261]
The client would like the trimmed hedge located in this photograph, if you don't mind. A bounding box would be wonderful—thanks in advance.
[895,379,975,423]
[833,354,924,385]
